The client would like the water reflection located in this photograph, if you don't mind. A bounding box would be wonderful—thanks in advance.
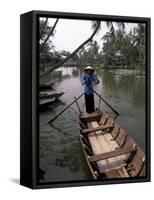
[39,66,146,182]
[50,66,80,81]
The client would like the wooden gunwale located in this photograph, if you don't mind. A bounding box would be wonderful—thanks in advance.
[40,91,64,99]
[80,136,97,180]
[40,81,54,90]
[79,110,145,179]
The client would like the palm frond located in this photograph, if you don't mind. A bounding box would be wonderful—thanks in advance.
[91,21,101,35]
[116,22,125,31]
[106,21,115,36]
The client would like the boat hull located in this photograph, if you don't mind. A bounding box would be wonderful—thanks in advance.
[79,111,145,179]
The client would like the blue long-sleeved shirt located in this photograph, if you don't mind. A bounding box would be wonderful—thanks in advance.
[81,73,98,95]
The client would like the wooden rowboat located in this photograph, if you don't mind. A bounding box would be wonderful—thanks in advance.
[79,110,145,179]
[39,91,65,109]
[40,91,65,99]
[39,97,56,108]
[40,81,54,90]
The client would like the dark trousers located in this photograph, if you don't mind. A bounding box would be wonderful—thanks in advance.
[85,93,95,113]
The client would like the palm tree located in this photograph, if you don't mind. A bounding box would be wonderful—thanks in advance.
[78,47,85,66]
[40,21,125,78]
[40,21,101,78]
[39,18,48,40]
[39,18,60,69]
[133,24,145,71]
[40,18,59,52]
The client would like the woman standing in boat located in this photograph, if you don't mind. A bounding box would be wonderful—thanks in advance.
[82,66,100,113]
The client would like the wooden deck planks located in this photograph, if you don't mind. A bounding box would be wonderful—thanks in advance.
[105,166,129,178]
[87,118,129,177]
[80,109,145,178]
[89,146,137,162]
[81,125,114,134]
[90,121,125,173]
[101,113,129,162]
[88,125,109,170]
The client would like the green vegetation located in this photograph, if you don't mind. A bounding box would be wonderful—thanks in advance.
[79,24,146,71]
[39,19,146,76]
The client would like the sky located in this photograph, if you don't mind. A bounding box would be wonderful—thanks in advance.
[40,17,138,52]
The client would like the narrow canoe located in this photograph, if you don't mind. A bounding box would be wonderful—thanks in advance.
[39,97,56,108]
[40,81,54,90]
[40,91,65,99]
[79,110,145,179]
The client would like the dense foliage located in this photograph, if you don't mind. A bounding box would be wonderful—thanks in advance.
[39,19,145,73]
[79,24,145,71]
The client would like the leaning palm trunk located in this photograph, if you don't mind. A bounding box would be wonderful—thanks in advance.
[40,18,59,52]
[40,21,101,78]
[39,18,48,40]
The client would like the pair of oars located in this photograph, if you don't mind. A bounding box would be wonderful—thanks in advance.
[85,82,119,116]
[48,82,119,124]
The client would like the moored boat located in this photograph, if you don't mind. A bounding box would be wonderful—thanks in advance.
[39,97,56,108]
[40,81,54,90]
[79,110,145,180]
[40,90,65,99]
[39,91,65,109]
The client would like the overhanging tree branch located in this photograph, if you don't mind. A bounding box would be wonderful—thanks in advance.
[40,18,48,40]
[40,21,101,78]
[40,18,59,52]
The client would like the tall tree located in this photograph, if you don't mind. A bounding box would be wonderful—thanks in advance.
[40,21,125,78]
[101,24,145,70]
[40,18,59,52]
[40,21,101,78]
[39,18,48,40]
[39,18,60,68]
[133,24,146,71]
[101,29,135,68]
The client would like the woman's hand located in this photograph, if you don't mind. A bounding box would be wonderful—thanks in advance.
[82,80,86,85]
[95,79,100,84]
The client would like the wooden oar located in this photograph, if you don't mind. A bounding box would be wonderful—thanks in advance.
[86,82,119,116]
[48,81,119,124]
[48,92,85,124]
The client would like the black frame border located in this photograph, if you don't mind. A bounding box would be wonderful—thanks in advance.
[20,10,151,189]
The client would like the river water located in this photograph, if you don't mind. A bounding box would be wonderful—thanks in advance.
[39,67,145,183]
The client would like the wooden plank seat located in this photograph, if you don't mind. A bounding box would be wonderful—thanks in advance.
[105,166,129,178]
[87,121,129,177]
[99,161,127,174]
[89,145,137,163]
[80,112,102,123]
[79,110,145,178]
[81,125,114,135]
